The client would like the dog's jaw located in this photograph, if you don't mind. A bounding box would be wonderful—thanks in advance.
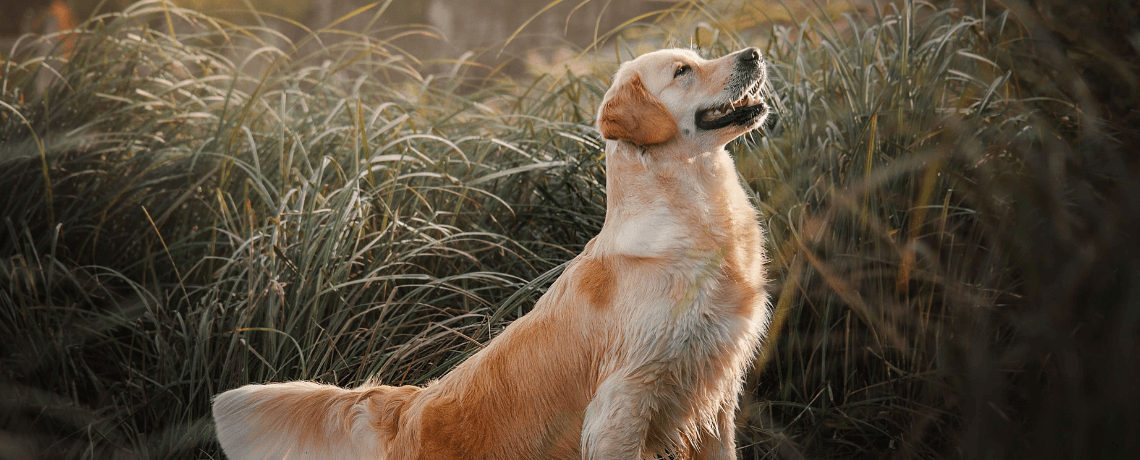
[694,77,767,132]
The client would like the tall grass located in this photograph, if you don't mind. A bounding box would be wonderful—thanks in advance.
[734,2,1028,456]
[2,0,1137,459]
[2,2,606,457]
[732,0,1140,458]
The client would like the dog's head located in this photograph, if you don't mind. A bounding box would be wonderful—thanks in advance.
[597,47,769,149]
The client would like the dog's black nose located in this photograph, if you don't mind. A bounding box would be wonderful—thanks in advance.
[737,47,761,63]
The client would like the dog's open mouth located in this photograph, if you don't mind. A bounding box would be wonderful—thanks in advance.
[694,82,766,131]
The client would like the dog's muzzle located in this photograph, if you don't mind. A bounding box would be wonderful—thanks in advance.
[694,48,767,131]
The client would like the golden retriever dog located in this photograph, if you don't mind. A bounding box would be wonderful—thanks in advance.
[212,47,771,460]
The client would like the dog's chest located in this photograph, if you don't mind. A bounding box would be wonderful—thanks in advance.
[601,201,766,364]
[662,257,759,356]
[630,256,767,447]
[611,246,763,371]
[608,205,686,256]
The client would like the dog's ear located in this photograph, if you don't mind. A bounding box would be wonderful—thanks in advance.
[597,73,679,145]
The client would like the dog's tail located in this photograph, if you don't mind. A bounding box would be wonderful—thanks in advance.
[212,381,419,460]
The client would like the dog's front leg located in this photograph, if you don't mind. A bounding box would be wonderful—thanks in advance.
[690,401,739,460]
[581,377,652,459]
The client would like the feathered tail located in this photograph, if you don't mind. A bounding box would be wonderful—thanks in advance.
[212,381,419,460]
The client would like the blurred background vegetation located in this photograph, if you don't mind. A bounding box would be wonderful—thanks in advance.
[1,0,1138,459]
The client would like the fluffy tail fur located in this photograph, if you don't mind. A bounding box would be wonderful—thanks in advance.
[212,381,419,460]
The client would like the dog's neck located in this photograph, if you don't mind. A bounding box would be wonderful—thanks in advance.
[594,139,756,259]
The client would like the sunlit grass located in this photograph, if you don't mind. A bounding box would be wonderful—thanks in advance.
[2,0,1137,458]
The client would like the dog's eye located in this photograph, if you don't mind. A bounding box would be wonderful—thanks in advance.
[674,64,691,78]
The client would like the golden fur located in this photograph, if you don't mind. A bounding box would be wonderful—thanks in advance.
[213,47,772,460]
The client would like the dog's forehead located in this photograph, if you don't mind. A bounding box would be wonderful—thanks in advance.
[623,48,703,73]
[612,48,705,91]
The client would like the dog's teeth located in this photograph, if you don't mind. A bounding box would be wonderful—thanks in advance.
[703,101,744,122]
